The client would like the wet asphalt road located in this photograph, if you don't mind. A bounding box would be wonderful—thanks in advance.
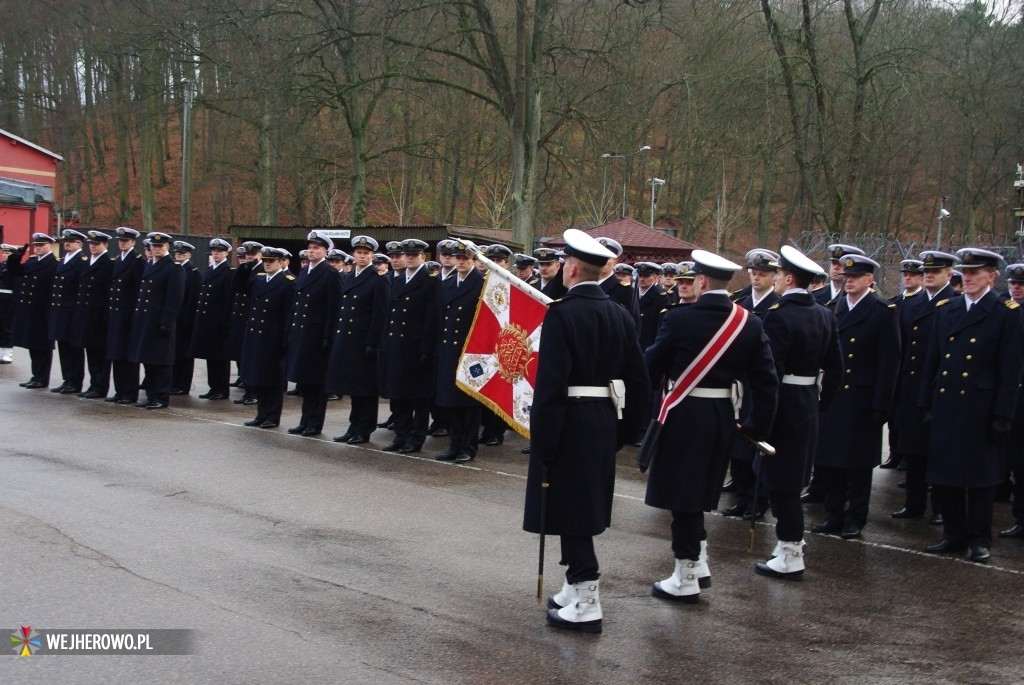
[1,357,1023,684]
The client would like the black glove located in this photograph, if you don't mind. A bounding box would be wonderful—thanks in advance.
[364,346,377,360]
[157,324,171,337]
[871,410,887,427]
[990,418,1011,441]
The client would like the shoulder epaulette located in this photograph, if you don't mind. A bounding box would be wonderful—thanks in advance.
[81,255,89,261]
[285,274,296,281]
[1005,299,1019,310]
[935,298,950,307]
[888,303,896,308]
[904,290,921,297]
[620,281,631,287]
[549,298,565,306]
[768,303,780,310]
[109,256,117,261]
[134,253,142,259]
[659,308,668,314]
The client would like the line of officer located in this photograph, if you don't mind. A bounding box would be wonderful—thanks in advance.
[533,247,567,300]
[105,227,145,404]
[0,242,20,364]
[286,231,342,437]
[50,229,89,393]
[326,235,389,445]
[674,262,698,305]
[811,255,900,539]
[70,230,115,398]
[920,248,1024,563]
[881,259,925,469]
[596,237,640,330]
[635,262,667,351]
[229,241,265,405]
[189,238,235,399]
[171,241,202,395]
[814,244,865,305]
[1002,263,1024,540]
[643,250,778,604]
[240,247,296,429]
[128,232,186,409]
[9,234,57,387]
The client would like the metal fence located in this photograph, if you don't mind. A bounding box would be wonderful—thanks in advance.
[791,232,1024,298]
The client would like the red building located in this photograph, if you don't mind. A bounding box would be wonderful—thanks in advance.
[0,128,62,246]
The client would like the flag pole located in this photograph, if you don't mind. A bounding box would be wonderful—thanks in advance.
[464,242,554,307]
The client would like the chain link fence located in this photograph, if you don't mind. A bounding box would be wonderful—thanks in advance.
[790,232,1024,298]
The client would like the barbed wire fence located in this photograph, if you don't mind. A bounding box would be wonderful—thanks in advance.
[791,232,1024,298]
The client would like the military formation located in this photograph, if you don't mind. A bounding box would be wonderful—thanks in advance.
[2,228,1023,638]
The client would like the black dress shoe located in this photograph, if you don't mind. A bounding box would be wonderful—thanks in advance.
[301,428,322,437]
[242,397,258,405]
[333,431,354,443]
[742,509,767,522]
[800,491,824,504]
[144,401,168,409]
[382,439,404,452]
[23,380,46,389]
[999,523,1024,538]
[135,400,150,407]
[721,479,737,493]
[286,426,307,435]
[104,395,121,403]
[720,503,746,517]
[79,390,101,398]
[259,421,279,429]
[346,435,367,445]
[896,481,907,489]
[879,457,899,469]
[378,419,395,429]
[326,394,340,401]
[521,447,532,454]
[244,419,264,427]
[435,449,459,461]
[891,507,925,519]
[485,436,503,446]
[840,524,862,540]
[399,444,421,453]
[59,386,81,395]
[286,389,302,397]
[203,392,229,400]
[50,384,68,393]
[116,397,137,405]
[896,460,907,471]
[19,380,31,387]
[454,452,474,463]
[929,513,943,525]
[924,538,967,554]
[230,378,245,387]
[811,520,842,535]
[967,546,991,563]
[169,388,188,396]
[432,428,449,438]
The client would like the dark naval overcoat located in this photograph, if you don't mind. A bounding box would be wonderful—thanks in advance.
[286,261,342,385]
[48,251,87,343]
[188,262,234,360]
[128,255,186,365]
[434,268,484,407]
[70,252,115,350]
[240,270,296,388]
[380,266,441,400]
[105,251,145,361]
[325,265,390,397]
[10,252,57,350]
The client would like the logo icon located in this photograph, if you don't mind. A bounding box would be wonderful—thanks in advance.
[11,627,41,657]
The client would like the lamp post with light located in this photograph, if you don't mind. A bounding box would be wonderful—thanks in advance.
[647,177,665,228]
[602,145,651,218]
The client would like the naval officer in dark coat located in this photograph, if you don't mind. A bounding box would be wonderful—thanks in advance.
[755,246,843,580]
[643,250,778,604]
[105,227,145,404]
[240,247,296,429]
[326,235,389,445]
[635,262,667,351]
[920,248,1024,563]
[189,238,235,399]
[814,244,864,305]
[229,241,264,404]
[49,229,89,393]
[128,232,186,408]
[71,230,115,398]
[9,233,57,388]
[890,251,959,519]
[379,238,441,453]
[596,236,640,330]
[533,247,567,301]
[524,229,649,635]
[1001,264,1024,540]
[811,255,900,540]
[286,231,342,437]
[432,240,484,464]
[171,241,202,395]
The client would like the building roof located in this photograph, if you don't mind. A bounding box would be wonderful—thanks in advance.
[543,217,699,263]
[0,128,64,162]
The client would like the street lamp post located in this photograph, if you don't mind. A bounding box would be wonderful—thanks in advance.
[602,145,651,218]
[936,195,949,249]
[647,177,665,228]
[180,79,194,237]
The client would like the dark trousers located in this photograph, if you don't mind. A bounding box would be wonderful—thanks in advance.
[391,398,430,448]
[429,404,451,432]
[29,347,53,384]
[669,511,706,560]
[817,464,873,529]
[56,340,84,389]
[204,358,231,395]
[111,359,140,401]
[769,489,804,542]
[253,385,284,423]
[934,484,995,548]
[447,404,481,457]
[480,406,507,440]
[143,363,172,404]
[172,356,194,393]
[1012,471,1024,524]
[84,347,111,395]
[901,452,933,514]
[348,395,379,437]
[298,383,327,431]
[730,457,769,513]
[560,535,599,584]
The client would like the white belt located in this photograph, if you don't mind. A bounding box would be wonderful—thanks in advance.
[782,374,817,386]
[567,386,609,398]
[0,289,11,294]
[568,381,626,419]
[689,387,733,399]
